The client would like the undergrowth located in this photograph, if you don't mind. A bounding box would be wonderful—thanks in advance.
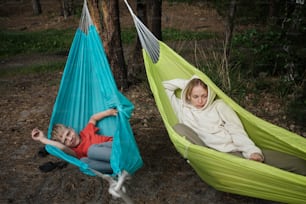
[194,30,305,128]
[0,62,65,78]
[1,24,304,128]
[0,29,74,58]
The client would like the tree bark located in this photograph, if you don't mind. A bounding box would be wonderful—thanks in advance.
[100,0,128,90]
[58,0,74,19]
[32,0,42,15]
[128,0,148,83]
[147,0,162,40]
[128,0,162,83]
[87,0,103,35]
[268,0,276,24]
[86,0,127,89]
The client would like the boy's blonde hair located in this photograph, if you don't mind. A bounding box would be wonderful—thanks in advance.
[51,124,67,141]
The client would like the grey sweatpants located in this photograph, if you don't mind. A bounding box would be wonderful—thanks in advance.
[80,141,113,174]
[230,149,306,176]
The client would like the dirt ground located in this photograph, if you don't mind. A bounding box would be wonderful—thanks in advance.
[0,1,305,204]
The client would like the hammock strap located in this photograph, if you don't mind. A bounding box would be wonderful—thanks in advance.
[89,169,133,204]
[79,0,93,34]
[124,0,160,63]
[183,141,191,159]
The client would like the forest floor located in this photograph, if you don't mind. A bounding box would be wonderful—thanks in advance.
[0,0,305,204]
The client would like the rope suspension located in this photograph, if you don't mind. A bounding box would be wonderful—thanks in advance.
[79,0,93,34]
[124,0,160,63]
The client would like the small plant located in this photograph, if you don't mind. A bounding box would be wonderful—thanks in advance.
[287,83,306,126]
[193,41,248,103]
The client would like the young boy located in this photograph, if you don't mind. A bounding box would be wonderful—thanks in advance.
[31,108,117,173]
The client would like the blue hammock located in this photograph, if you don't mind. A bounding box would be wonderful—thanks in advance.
[45,2,143,177]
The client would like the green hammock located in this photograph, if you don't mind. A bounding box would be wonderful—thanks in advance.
[125,1,306,203]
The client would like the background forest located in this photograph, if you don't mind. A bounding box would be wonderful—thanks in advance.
[2,0,305,127]
[0,0,305,203]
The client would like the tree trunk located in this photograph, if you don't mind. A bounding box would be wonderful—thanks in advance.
[100,0,128,90]
[128,0,162,83]
[128,0,148,83]
[267,0,275,25]
[147,0,162,40]
[58,0,74,19]
[86,0,127,89]
[87,0,103,35]
[222,0,237,90]
[32,0,42,15]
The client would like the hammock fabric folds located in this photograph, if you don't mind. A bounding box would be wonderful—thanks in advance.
[125,1,306,203]
[45,1,143,177]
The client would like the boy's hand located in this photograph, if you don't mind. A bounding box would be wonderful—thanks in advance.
[107,108,118,116]
[31,128,45,141]
[89,108,118,125]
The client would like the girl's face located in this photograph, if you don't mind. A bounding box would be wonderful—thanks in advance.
[189,85,208,109]
[57,127,80,148]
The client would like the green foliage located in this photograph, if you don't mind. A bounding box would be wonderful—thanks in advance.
[212,0,269,24]
[198,49,305,126]
[166,0,202,3]
[232,29,282,76]
[287,83,306,126]
[195,47,249,103]
[121,28,137,44]
[163,28,215,41]
[0,62,65,78]
[121,27,215,43]
[0,27,215,59]
[200,62,249,103]
[231,27,305,88]
[0,29,74,58]
[276,77,296,98]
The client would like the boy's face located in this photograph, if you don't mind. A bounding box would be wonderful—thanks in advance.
[57,127,81,148]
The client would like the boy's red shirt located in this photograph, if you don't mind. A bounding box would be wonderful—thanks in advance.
[72,123,113,158]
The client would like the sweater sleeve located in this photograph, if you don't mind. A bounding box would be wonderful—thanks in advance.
[215,100,263,159]
[162,79,187,116]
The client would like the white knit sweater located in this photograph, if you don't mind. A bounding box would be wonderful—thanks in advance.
[163,76,262,159]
